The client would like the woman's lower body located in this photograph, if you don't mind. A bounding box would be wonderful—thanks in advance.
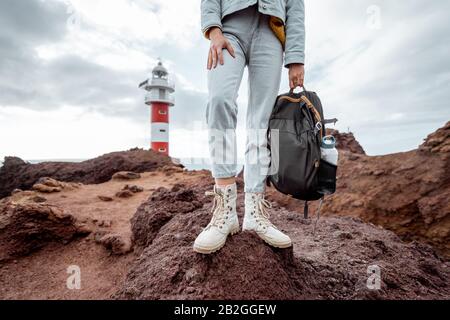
[194,5,291,254]
[207,5,282,192]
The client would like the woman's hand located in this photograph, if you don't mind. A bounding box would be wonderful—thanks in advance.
[207,27,235,70]
[288,63,305,89]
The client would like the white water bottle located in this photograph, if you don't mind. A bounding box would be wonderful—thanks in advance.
[321,135,338,166]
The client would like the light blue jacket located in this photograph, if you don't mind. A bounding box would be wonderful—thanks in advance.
[201,0,305,67]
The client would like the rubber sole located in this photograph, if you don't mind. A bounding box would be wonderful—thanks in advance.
[193,226,240,255]
[261,238,292,249]
[242,228,292,249]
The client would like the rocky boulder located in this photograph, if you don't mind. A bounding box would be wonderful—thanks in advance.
[419,121,450,155]
[94,231,132,255]
[32,177,82,193]
[115,185,449,300]
[131,185,203,249]
[0,197,91,262]
[0,148,181,199]
[112,172,141,180]
[328,129,366,155]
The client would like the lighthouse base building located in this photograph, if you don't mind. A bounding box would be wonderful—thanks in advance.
[150,103,169,154]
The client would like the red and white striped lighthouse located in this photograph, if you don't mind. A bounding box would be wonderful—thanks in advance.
[139,61,175,156]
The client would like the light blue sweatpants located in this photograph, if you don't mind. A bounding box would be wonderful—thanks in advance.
[206,5,283,193]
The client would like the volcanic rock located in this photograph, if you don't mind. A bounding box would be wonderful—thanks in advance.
[419,121,450,154]
[30,196,47,203]
[131,185,204,249]
[31,177,82,193]
[32,184,61,193]
[115,190,134,199]
[115,184,449,300]
[268,121,450,258]
[0,199,91,262]
[98,196,114,202]
[112,172,141,180]
[0,148,180,199]
[123,185,144,193]
[94,232,131,255]
[328,129,366,155]
[114,184,144,199]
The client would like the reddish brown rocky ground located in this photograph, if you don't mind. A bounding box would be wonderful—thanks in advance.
[2,166,448,300]
[268,121,450,258]
[0,148,178,199]
[0,168,203,299]
[0,123,449,300]
[116,181,449,300]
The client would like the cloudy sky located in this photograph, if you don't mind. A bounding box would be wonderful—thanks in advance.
[0,0,449,162]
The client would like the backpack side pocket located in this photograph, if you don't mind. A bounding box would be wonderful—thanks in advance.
[317,160,337,195]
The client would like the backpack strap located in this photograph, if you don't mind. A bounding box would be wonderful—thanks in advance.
[278,95,303,103]
[322,118,338,126]
[313,197,325,236]
[300,96,324,139]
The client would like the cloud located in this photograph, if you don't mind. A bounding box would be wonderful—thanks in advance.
[0,0,449,161]
[0,105,148,160]
[0,0,67,108]
[0,0,67,44]
[303,0,450,154]
[0,0,207,126]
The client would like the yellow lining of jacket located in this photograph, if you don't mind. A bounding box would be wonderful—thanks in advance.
[268,16,286,49]
[205,16,286,50]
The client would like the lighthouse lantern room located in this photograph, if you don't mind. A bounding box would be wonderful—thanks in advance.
[139,60,175,156]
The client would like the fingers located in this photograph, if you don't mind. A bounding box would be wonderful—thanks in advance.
[290,73,305,89]
[290,74,298,89]
[298,74,304,88]
[289,79,295,89]
[207,49,212,70]
[211,47,217,69]
[208,39,236,70]
[217,47,224,66]
[299,69,305,88]
[226,41,235,58]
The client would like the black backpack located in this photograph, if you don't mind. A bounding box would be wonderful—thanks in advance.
[267,88,338,220]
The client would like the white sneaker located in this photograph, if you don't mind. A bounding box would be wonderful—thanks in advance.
[243,193,292,248]
[193,184,240,254]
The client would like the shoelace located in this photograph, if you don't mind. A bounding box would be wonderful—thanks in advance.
[253,196,276,229]
[204,187,227,230]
